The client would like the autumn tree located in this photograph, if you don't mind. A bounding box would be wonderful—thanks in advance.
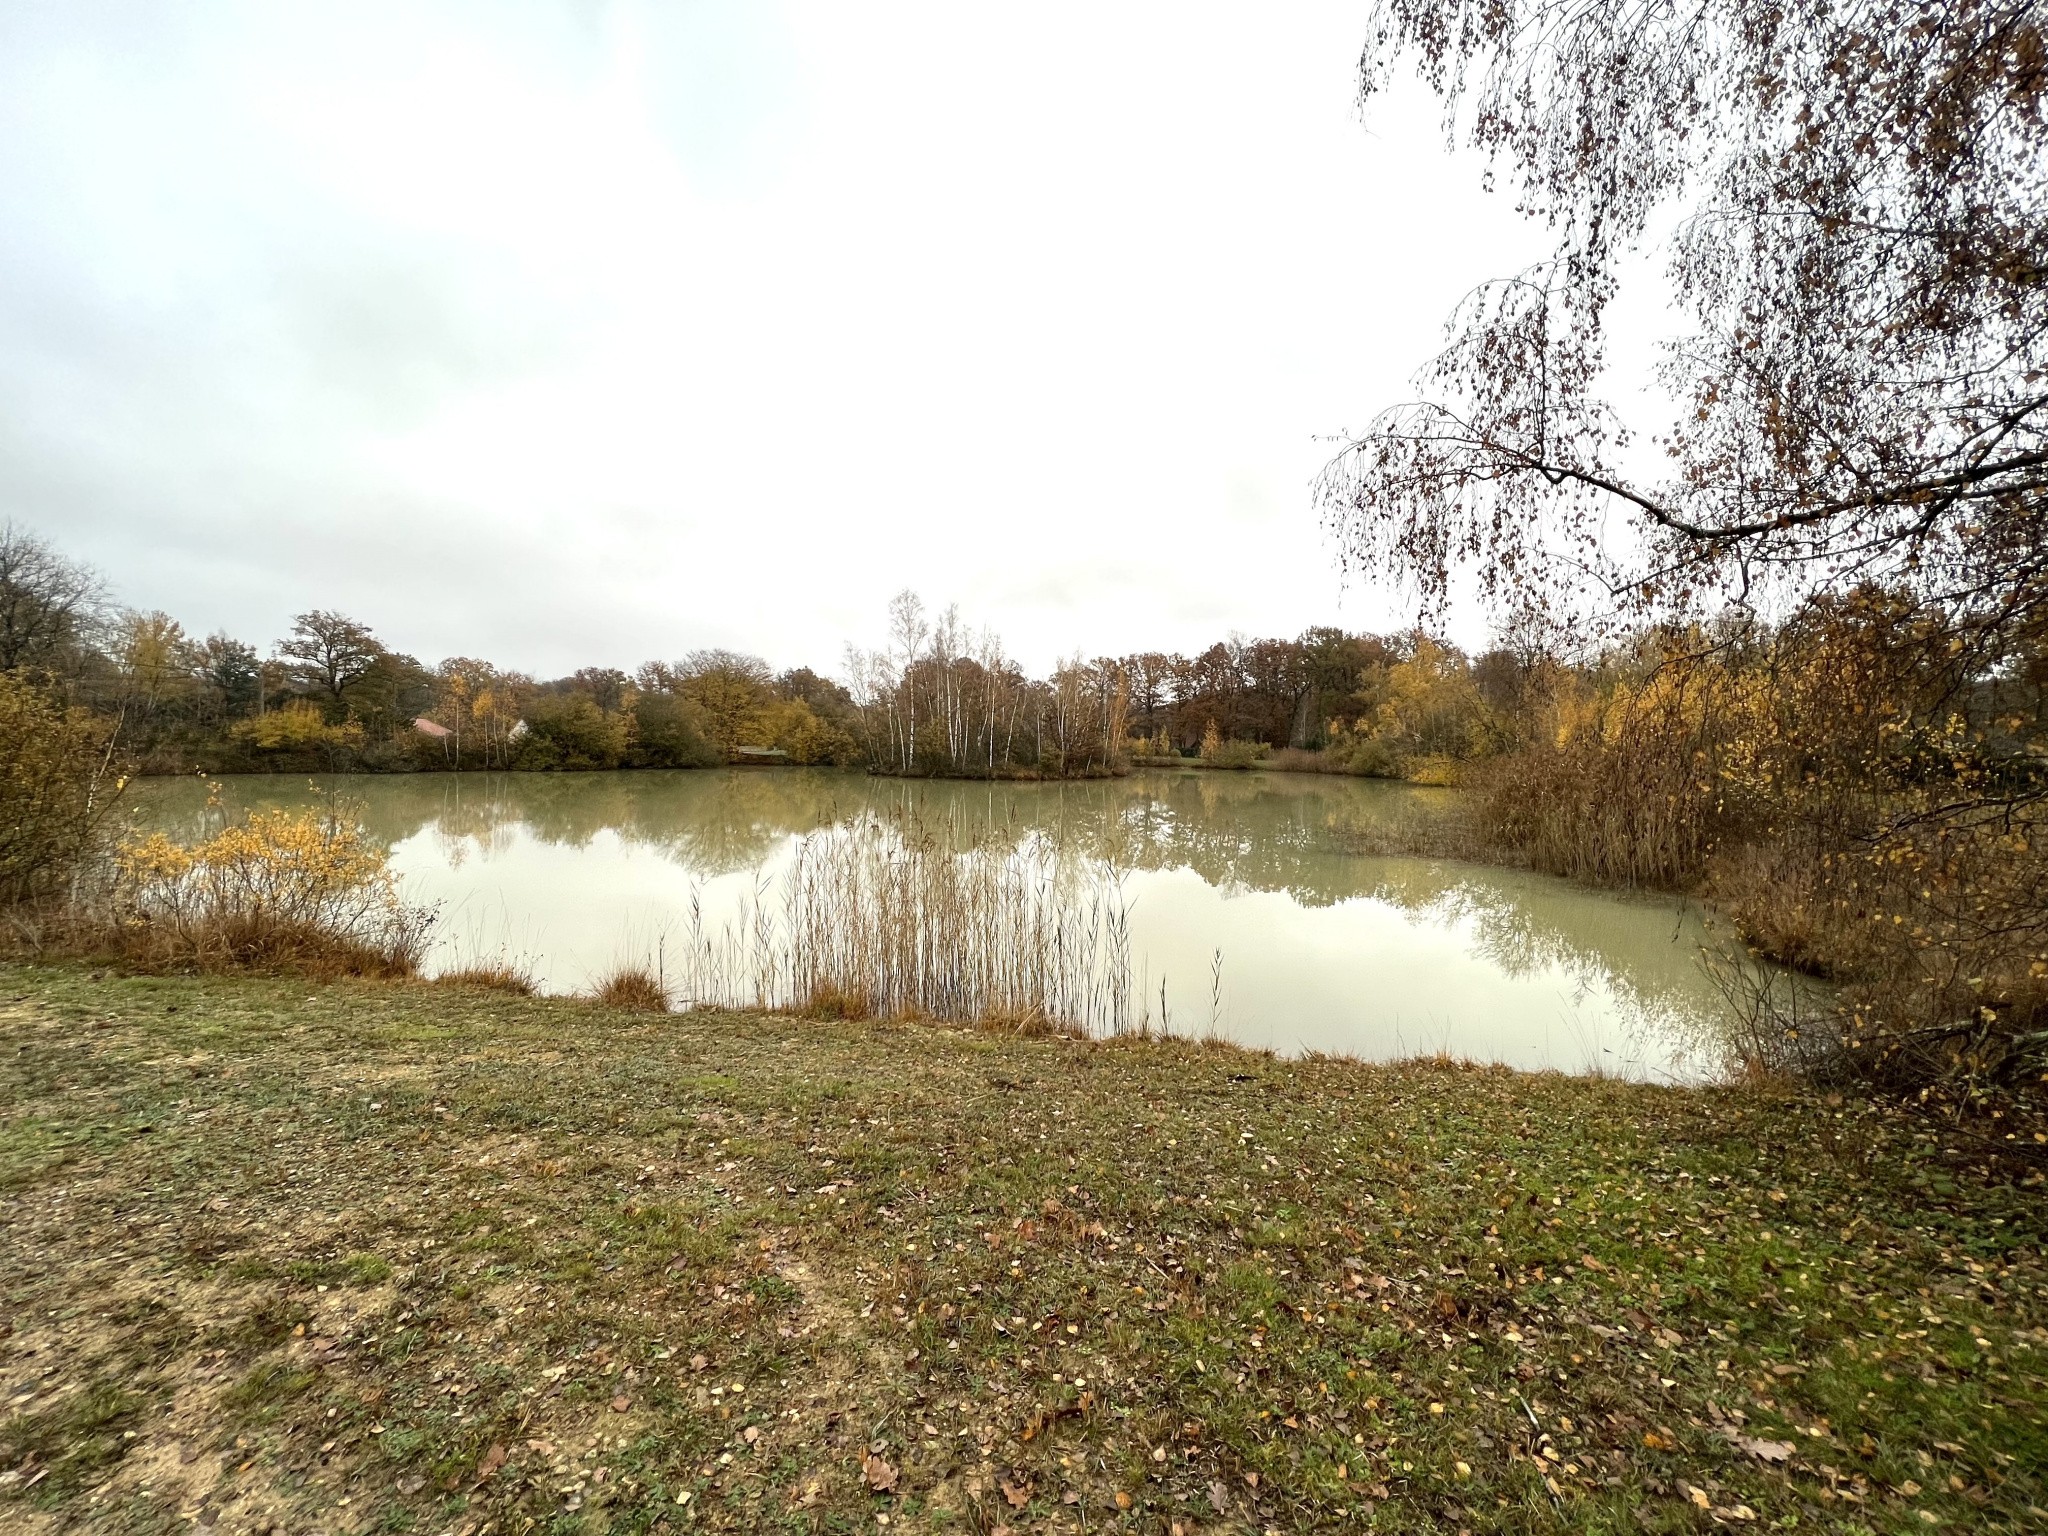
[0,522,102,674]
[566,667,631,712]
[673,650,774,754]
[202,634,261,721]
[278,611,383,703]
[113,611,198,723]
[1319,0,2048,637]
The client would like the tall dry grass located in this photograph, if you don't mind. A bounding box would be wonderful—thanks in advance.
[588,964,671,1012]
[668,811,1137,1036]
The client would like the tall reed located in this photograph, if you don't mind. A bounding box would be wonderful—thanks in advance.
[670,811,1137,1035]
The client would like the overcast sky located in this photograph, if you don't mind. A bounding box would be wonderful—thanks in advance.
[1,1,1592,676]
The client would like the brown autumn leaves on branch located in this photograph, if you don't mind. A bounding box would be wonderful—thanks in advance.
[1313,0,2048,1132]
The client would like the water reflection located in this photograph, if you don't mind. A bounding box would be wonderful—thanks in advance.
[127,769,1763,1078]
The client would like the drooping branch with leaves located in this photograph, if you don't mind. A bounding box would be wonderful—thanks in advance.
[1320,0,2048,625]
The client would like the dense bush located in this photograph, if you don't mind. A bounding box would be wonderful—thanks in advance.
[514,694,631,770]
[754,696,858,766]
[628,692,721,768]
[1189,720,1263,770]
[227,699,365,768]
[0,671,124,905]
[1466,597,2048,1123]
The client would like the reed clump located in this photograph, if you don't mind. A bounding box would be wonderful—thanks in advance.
[588,965,671,1013]
[673,811,1134,1036]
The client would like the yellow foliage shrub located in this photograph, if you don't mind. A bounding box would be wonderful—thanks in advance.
[230,700,365,753]
[0,671,125,905]
[113,802,433,974]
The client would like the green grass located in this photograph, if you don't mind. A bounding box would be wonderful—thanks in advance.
[0,963,2043,1533]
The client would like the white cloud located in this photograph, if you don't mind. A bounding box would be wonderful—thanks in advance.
[2,1,1577,674]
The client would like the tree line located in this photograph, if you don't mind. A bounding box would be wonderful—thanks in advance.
[3,522,1581,782]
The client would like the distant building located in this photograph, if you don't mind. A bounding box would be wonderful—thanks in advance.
[731,745,790,765]
[412,717,452,739]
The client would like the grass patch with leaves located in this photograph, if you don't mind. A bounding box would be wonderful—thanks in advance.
[0,964,2043,1534]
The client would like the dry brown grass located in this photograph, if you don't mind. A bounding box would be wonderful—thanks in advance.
[797,979,873,1021]
[432,958,537,995]
[3,906,425,980]
[588,964,671,1013]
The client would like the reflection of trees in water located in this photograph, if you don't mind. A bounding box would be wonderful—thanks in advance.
[133,771,868,875]
[128,768,1768,1047]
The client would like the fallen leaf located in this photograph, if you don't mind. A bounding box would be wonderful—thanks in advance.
[689,1354,708,1372]
[1732,1433,1795,1464]
[861,1453,899,1494]
[473,1444,508,1486]
[1001,1473,1032,1508]
[1209,1480,1228,1512]
[1114,1491,1133,1510]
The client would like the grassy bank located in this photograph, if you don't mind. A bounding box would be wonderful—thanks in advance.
[2,968,2043,1535]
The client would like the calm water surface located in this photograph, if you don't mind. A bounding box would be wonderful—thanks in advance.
[129,768,1756,1079]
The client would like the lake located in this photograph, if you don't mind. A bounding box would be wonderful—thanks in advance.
[127,767,1761,1079]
